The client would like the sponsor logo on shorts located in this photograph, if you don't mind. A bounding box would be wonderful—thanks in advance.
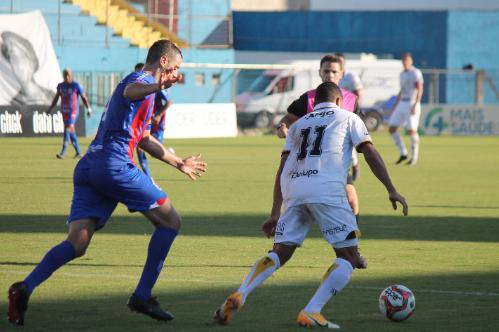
[275,221,285,236]
[322,224,348,236]
[290,169,319,179]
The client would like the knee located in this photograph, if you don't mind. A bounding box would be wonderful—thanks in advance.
[155,213,181,231]
[271,245,295,266]
[335,247,363,269]
[70,241,89,258]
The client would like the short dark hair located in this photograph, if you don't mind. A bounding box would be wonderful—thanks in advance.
[334,52,345,60]
[134,62,144,71]
[145,39,182,64]
[319,54,343,71]
[314,82,343,106]
[402,52,413,59]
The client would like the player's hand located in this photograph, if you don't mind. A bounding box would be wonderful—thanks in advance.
[179,154,207,180]
[262,215,279,238]
[86,107,92,118]
[410,104,417,115]
[277,123,288,139]
[389,191,408,216]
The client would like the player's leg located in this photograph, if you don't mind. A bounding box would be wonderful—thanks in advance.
[388,103,408,163]
[136,148,150,177]
[406,103,421,166]
[297,203,361,329]
[8,163,113,326]
[57,125,71,159]
[214,243,296,325]
[67,117,81,158]
[214,205,309,325]
[8,218,97,326]
[345,183,367,269]
[298,244,359,330]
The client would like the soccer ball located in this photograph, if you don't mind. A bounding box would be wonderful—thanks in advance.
[378,284,416,321]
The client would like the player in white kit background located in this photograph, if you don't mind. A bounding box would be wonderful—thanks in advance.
[214,82,408,329]
[388,52,424,166]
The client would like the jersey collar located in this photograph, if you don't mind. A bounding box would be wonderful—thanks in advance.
[313,102,339,112]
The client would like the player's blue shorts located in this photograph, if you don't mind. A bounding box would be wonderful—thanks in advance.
[151,129,164,142]
[63,111,78,126]
[68,158,168,230]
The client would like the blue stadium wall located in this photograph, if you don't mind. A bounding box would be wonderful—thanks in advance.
[233,10,499,104]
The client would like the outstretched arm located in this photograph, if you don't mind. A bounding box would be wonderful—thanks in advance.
[138,132,207,180]
[46,92,60,113]
[359,142,408,216]
[262,152,289,237]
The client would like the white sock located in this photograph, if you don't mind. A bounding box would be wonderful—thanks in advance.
[391,132,408,156]
[237,252,280,302]
[303,258,353,313]
[410,133,420,162]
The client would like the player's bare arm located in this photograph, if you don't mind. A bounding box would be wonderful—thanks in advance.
[153,99,172,125]
[46,92,60,114]
[262,151,289,237]
[411,81,423,114]
[277,113,299,138]
[138,132,207,180]
[358,142,409,216]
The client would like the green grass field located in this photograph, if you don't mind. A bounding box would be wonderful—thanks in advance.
[1,133,499,331]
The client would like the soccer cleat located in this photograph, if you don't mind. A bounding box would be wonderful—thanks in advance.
[74,154,83,159]
[56,154,64,159]
[213,292,244,325]
[127,293,174,321]
[297,310,340,329]
[8,281,30,326]
[395,155,408,164]
[406,159,417,166]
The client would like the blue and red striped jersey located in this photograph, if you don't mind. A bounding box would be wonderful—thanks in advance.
[85,71,155,167]
[57,81,84,115]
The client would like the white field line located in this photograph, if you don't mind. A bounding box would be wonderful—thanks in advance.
[1,270,498,297]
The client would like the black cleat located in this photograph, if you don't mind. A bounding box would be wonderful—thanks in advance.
[127,293,174,321]
[8,281,30,326]
[56,153,64,159]
[395,155,408,164]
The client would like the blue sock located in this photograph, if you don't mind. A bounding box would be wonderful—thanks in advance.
[137,148,150,177]
[69,131,81,155]
[60,129,70,155]
[134,227,177,301]
[24,241,76,295]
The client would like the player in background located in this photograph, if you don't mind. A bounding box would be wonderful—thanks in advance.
[388,52,424,166]
[47,68,92,159]
[8,40,207,326]
[134,62,174,177]
[214,82,408,329]
[276,55,364,267]
[335,52,363,180]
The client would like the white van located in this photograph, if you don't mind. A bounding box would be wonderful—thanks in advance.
[236,57,402,130]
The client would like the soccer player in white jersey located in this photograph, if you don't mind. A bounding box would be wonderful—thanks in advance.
[214,82,408,329]
[389,52,424,166]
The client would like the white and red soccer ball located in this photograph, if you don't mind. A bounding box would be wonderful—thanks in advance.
[379,284,416,322]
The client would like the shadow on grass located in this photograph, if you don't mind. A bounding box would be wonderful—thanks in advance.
[1,271,498,332]
[1,213,499,243]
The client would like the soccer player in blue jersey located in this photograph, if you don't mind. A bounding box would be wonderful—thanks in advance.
[47,68,92,159]
[137,89,172,176]
[8,40,207,326]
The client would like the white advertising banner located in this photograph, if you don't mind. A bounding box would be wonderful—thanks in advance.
[164,103,238,138]
[420,104,499,136]
[0,11,62,105]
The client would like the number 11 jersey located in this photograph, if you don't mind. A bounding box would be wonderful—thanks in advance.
[281,102,372,208]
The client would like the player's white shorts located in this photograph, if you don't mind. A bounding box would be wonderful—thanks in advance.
[274,201,358,248]
[388,101,421,130]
